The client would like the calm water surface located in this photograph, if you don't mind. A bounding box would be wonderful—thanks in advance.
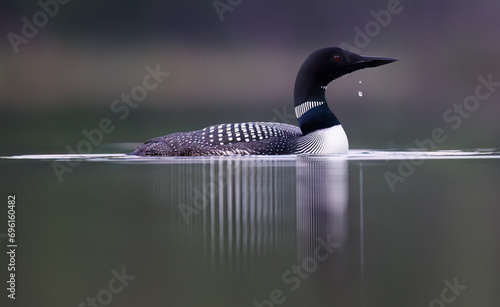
[1,150,499,307]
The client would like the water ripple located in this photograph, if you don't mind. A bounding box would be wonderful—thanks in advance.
[2,149,500,162]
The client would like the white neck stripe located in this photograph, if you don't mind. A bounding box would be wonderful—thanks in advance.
[294,100,325,119]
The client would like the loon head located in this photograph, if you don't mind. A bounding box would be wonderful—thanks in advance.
[298,47,397,86]
[294,47,397,135]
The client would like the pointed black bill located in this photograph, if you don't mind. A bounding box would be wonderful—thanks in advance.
[355,56,398,68]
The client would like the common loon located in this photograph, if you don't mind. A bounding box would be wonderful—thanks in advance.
[130,47,396,156]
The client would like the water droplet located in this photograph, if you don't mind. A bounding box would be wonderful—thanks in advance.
[359,80,362,84]
[358,91,363,97]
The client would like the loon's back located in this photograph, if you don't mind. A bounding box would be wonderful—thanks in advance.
[130,122,303,156]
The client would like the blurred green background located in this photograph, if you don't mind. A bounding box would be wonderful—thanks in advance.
[1,0,499,155]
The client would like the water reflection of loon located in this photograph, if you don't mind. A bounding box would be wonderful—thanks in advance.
[130,48,396,156]
[153,157,357,304]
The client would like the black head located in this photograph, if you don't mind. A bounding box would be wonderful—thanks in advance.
[297,47,397,86]
[294,47,397,135]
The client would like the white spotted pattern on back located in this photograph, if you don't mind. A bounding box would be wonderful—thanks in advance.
[134,122,303,156]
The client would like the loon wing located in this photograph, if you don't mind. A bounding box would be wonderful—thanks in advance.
[131,122,303,156]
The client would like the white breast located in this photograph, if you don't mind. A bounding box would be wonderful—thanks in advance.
[296,125,349,154]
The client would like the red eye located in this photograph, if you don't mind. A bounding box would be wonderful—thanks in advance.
[333,55,341,62]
